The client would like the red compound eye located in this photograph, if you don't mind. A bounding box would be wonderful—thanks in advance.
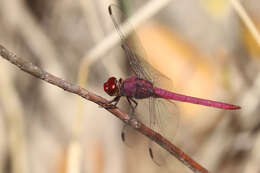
[104,77,118,96]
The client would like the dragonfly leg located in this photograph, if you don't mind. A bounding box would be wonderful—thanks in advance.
[98,96,121,109]
[126,97,138,117]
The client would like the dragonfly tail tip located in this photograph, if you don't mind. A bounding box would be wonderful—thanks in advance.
[229,105,241,110]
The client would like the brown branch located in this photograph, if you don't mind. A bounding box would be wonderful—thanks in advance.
[0,44,209,173]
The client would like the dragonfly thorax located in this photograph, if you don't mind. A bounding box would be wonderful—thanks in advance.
[121,76,155,99]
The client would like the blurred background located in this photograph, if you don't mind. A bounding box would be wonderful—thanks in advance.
[0,0,259,172]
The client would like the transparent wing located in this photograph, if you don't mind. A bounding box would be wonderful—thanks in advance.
[148,97,180,166]
[121,124,142,148]
[109,4,174,90]
[119,96,180,166]
[119,99,150,149]
[109,4,151,80]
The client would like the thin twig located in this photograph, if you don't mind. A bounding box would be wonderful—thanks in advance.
[230,0,260,47]
[0,44,209,173]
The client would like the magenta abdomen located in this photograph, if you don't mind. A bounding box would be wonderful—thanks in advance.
[154,88,240,110]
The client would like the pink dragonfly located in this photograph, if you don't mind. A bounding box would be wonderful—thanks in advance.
[104,4,240,166]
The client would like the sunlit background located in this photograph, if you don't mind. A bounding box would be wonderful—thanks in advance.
[0,0,259,173]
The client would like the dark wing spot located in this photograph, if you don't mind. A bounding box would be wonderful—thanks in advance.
[149,147,154,159]
[121,132,125,142]
[149,147,162,167]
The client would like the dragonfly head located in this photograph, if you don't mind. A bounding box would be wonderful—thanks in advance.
[104,77,120,96]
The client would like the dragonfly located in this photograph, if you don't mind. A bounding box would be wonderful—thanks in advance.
[104,4,241,166]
